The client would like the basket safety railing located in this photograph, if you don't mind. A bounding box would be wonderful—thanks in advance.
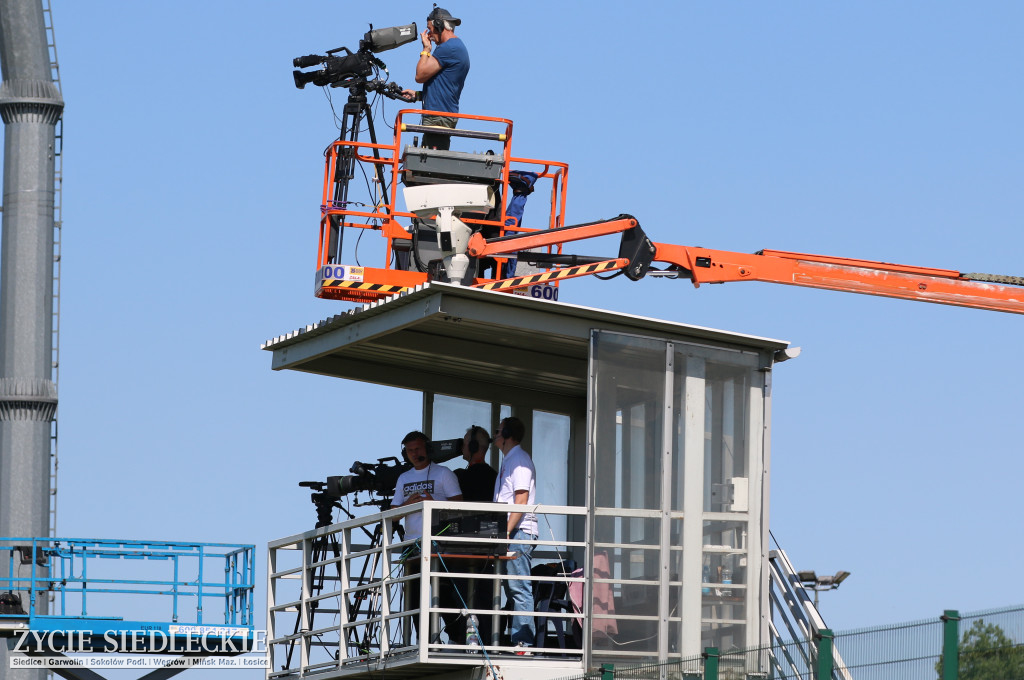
[0,537,255,642]
[315,109,570,284]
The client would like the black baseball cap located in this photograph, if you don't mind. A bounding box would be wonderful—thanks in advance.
[429,7,462,27]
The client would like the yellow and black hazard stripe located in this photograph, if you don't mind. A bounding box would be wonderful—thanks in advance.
[320,280,408,294]
[474,259,626,292]
[317,280,409,302]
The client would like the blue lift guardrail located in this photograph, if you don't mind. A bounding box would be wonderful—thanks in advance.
[0,538,255,653]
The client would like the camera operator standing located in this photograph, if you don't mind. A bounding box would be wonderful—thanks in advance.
[392,431,463,540]
[392,431,462,641]
[402,6,469,150]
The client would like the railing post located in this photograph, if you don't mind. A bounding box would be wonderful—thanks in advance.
[815,629,834,680]
[601,662,615,680]
[941,609,960,680]
[703,647,719,680]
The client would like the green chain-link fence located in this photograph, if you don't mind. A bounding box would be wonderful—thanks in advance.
[553,604,1024,680]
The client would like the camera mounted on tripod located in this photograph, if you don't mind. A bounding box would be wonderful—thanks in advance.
[336,456,411,499]
[292,22,418,90]
[299,436,465,509]
[300,455,412,513]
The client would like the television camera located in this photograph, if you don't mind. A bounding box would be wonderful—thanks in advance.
[298,437,466,507]
[292,23,418,91]
[299,457,408,514]
[334,456,410,499]
[292,22,420,251]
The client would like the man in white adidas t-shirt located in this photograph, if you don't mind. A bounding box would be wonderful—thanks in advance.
[392,431,464,540]
[391,430,463,641]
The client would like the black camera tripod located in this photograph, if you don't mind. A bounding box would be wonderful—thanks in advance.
[281,492,394,669]
[326,77,408,264]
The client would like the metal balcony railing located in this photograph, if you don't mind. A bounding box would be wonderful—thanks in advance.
[267,501,588,678]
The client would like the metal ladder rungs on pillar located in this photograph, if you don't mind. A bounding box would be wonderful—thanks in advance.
[43,0,64,545]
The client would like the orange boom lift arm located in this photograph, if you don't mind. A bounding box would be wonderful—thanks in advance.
[466,217,1024,315]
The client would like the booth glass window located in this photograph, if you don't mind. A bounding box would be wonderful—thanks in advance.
[532,410,571,541]
[591,331,766,665]
[430,394,491,473]
[675,346,758,655]
[590,332,667,661]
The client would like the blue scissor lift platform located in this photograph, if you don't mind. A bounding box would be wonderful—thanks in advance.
[1,538,255,678]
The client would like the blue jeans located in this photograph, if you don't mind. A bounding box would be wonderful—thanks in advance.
[504,528,536,646]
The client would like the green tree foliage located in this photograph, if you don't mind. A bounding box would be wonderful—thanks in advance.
[936,619,1024,680]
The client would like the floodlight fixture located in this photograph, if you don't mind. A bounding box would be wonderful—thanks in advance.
[797,568,851,608]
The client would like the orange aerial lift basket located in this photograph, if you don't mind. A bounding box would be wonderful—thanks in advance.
[315,109,580,304]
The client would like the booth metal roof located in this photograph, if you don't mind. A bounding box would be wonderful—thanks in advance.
[262,283,788,411]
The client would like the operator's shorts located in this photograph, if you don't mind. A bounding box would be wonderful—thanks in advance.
[421,114,457,129]
[420,114,457,150]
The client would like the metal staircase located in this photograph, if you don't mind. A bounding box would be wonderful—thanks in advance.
[768,544,853,680]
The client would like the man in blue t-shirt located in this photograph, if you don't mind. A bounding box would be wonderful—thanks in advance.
[402,7,469,150]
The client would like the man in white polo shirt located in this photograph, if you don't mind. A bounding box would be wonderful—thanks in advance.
[492,416,537,652]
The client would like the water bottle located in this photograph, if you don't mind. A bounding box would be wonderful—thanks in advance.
[465,612,481,653]
[702,561,711,594]
[721,567,733,596]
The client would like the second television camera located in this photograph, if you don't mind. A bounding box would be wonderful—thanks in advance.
[300,436,467,504]
[329,456,410,498]
[292,23,418,90]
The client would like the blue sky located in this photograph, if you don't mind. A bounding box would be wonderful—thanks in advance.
[10,0,1022,663]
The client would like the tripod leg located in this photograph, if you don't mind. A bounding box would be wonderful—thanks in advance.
[362,102,391,213]
[284,535,329,669]
[329,98,364,263]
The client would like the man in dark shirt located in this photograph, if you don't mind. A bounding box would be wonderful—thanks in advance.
[455,425,497,501]
[443,424,497,645]
[402,6,469,150]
